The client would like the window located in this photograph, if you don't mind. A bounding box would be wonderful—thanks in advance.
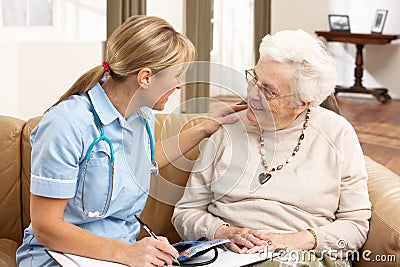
[0,0,106,41]
[1,0,53,26]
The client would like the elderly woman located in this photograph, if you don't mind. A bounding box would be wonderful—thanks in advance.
[172,30,371,266]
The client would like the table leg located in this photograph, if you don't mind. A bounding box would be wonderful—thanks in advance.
[354,44,364,88]
[334,43,391,103]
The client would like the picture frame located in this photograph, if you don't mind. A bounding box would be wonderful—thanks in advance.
[371,9,388,34]
[328,15,350,32]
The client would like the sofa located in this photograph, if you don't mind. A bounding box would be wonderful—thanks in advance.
[1,112,399,267]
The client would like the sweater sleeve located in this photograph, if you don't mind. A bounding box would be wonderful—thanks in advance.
[314,121,371,252]
[172,129,228,241]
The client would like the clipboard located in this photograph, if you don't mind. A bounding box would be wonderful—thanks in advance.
[46,242,278,267]
[45,250,128,267]
[45,239,230,267]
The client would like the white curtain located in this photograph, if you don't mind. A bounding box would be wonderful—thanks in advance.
[210,0,254,97]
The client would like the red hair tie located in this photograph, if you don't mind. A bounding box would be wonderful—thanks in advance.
[102,61,110,72]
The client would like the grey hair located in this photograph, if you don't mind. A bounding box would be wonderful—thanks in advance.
[259,29,337,107]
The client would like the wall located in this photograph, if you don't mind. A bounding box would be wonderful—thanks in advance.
[1,43,18,116]
[271,0,400,99]
[0,41,103,120]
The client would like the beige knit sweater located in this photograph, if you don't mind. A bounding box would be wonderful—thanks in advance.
[172,107,371,252]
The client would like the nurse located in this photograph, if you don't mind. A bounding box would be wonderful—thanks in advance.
[16,15,246,267]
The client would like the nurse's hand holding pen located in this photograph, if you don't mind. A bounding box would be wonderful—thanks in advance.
[124,236,179,267]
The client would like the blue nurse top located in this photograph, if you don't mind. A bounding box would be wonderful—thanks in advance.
[16,83,154,267]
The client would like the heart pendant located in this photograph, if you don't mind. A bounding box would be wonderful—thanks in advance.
[259,173,272,184]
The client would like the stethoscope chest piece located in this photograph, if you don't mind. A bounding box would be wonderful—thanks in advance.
[87,211,101,218]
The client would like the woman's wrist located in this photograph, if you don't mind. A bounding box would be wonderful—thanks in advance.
[109,239,129,264]
[214,224,229,239]
[305,229,317,250]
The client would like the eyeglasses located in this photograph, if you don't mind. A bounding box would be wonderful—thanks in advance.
[245,69,293,101]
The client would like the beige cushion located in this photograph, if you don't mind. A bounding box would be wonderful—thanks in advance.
[20,116,42,231]
[353,156,400,267]
[138,114,205,243]
[0,116,25,245]
[0,239,18,267]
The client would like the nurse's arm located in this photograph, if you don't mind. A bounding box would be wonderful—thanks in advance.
[155,104,247,168]
[30,194,128,262]
[30,194,179,266]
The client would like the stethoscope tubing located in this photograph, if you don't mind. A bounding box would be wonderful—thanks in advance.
[81,100,156,218]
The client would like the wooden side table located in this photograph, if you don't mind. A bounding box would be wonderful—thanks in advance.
[315,31,399,103]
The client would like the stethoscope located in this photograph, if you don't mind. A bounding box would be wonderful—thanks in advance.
[81,102,158,218]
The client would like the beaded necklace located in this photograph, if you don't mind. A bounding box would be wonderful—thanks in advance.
[258,108,311,185]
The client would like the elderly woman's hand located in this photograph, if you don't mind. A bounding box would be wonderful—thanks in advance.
[214,225,268,254]
[201,104,247,135]
[244,230,317,254]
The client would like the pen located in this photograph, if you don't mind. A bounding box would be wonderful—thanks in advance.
[134,215,180,266]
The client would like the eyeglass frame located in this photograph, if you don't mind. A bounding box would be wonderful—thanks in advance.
[245,69,294,101]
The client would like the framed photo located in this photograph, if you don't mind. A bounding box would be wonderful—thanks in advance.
[371,9,388,34]
[328,15,350,32]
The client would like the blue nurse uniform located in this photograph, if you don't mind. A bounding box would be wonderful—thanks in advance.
[16,83,154,266]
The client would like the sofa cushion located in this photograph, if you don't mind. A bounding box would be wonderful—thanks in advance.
[20,116,42,231]
[138,114,206,243]
[0,116,25,245]
[354,156,400,267]
[0,238,18,267]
